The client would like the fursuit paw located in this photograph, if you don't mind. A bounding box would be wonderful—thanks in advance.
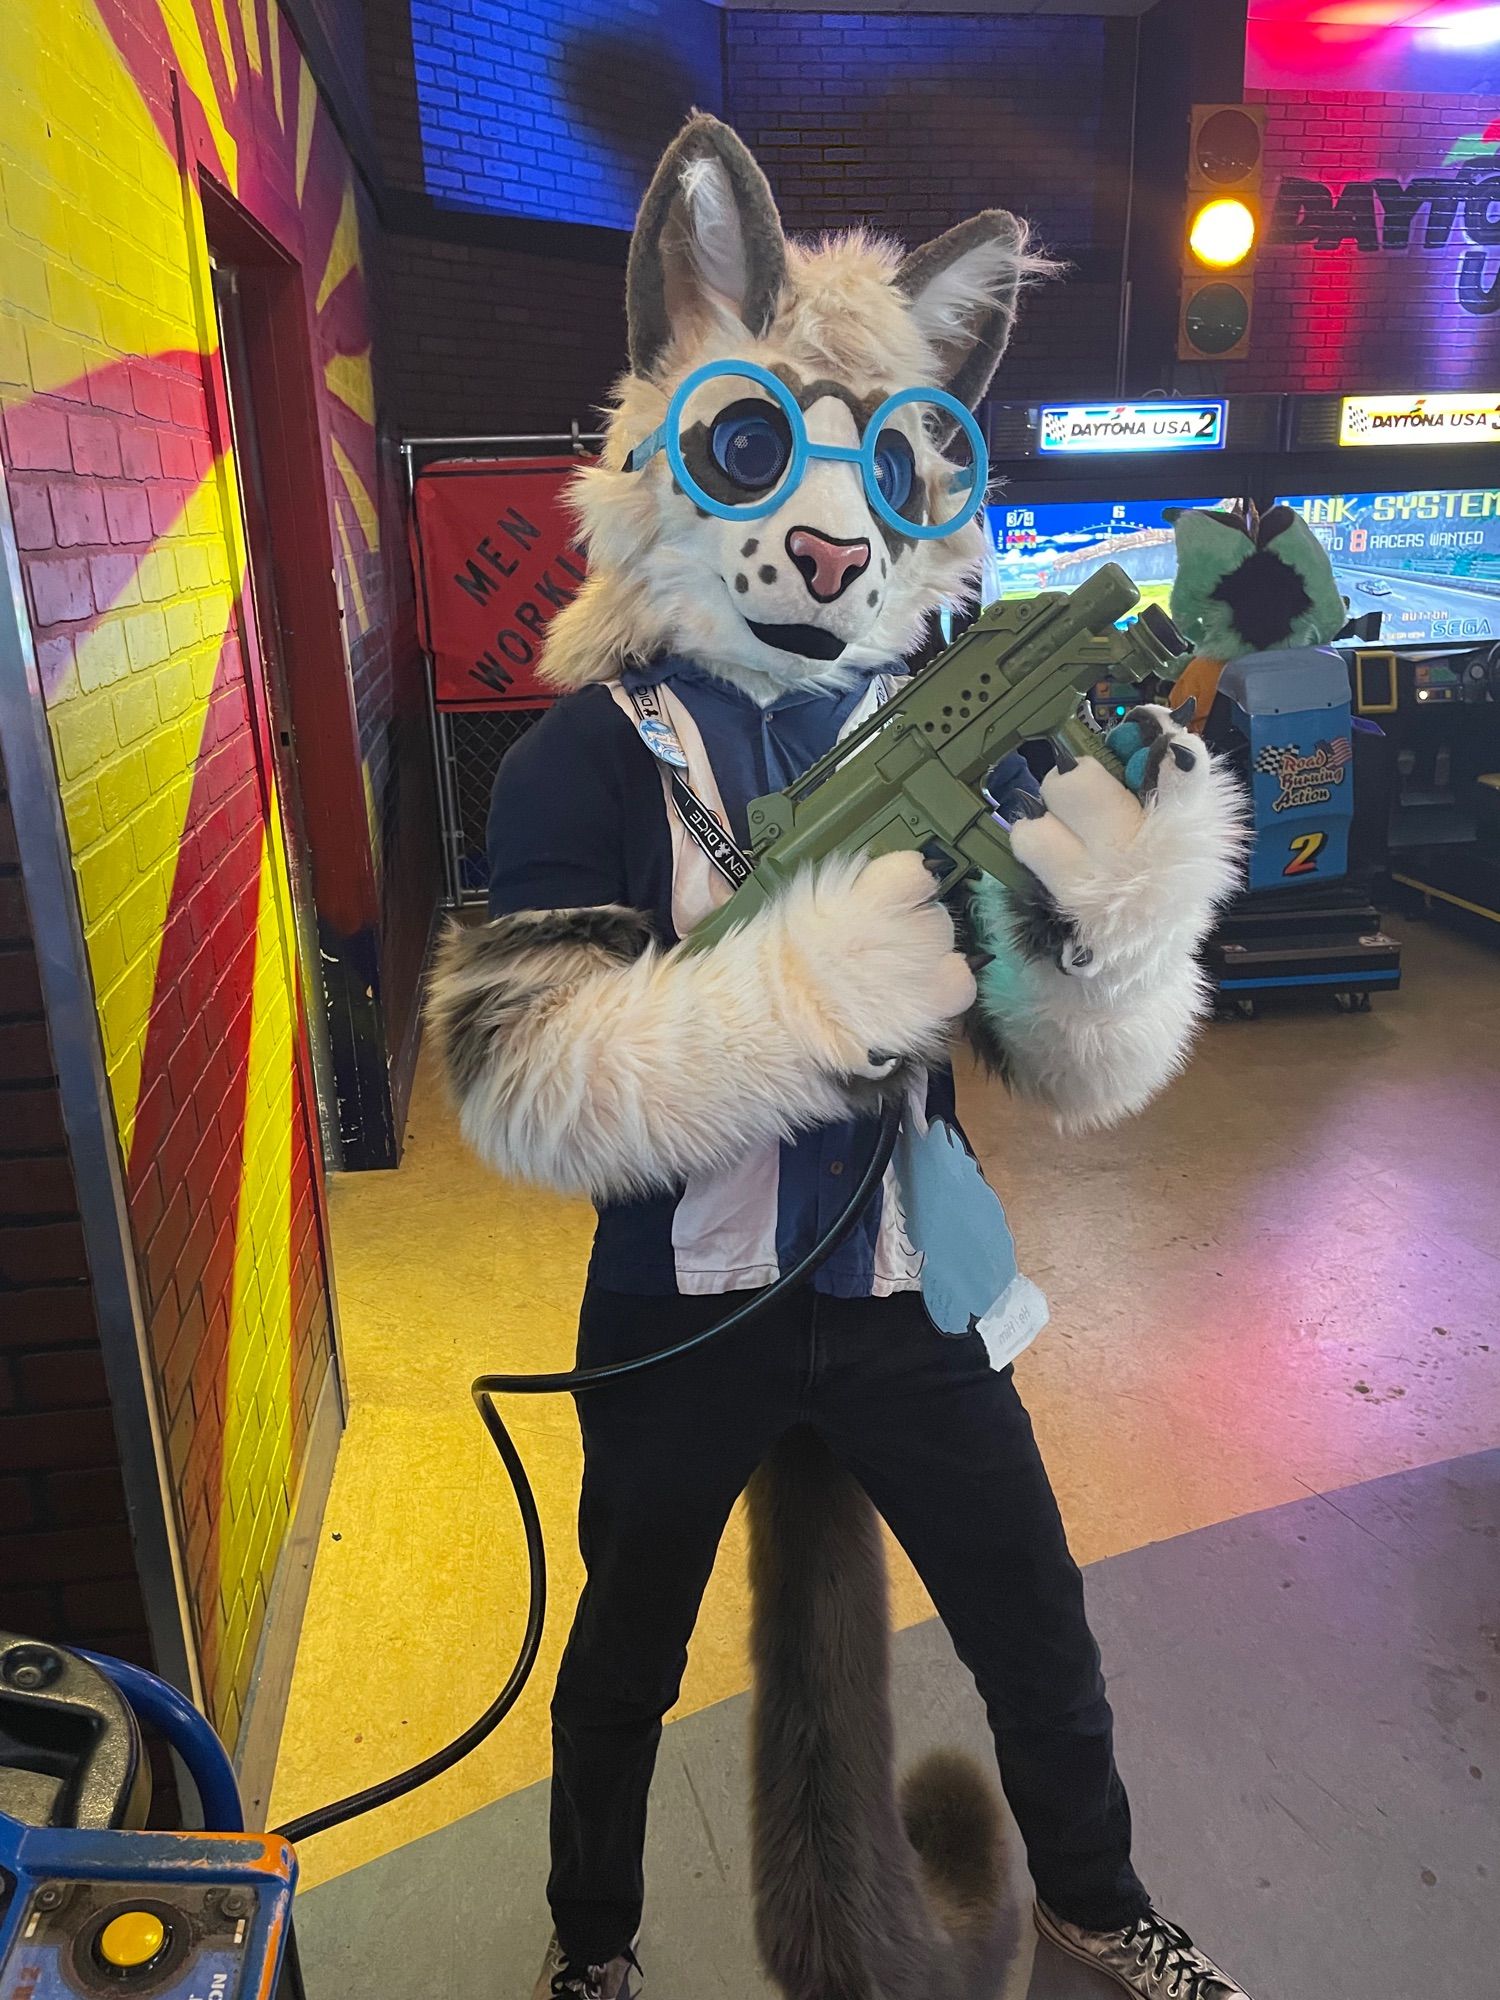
[1008,709,1246,980]
[1106,697,1205,798]
[783,850,977,1072]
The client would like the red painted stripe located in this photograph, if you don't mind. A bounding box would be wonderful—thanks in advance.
[124,630,265,1702]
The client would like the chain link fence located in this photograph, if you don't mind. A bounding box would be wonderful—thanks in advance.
[438,708,548,903]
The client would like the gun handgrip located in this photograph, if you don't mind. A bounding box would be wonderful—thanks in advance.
[1053,714,1125,783]
[950,814,1029,895]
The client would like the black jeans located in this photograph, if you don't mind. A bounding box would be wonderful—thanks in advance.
[548,1284,1149,1963]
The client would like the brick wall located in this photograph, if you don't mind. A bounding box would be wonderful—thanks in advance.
[378,233,626,437]
[0,0,371,1737]
[407,0,724,227]
[725,11,1132,400]
[353,411,437,1094]
[723,10,1119,253]
[0,757,153,1673]
[1001,283,1124,403]
[330,186,439,1129]
[368,6,1132,438]
[1223,89,1499,394]
[296,0,376,140]
[366,0,670,437]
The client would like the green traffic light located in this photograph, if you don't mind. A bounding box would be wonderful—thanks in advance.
[1183,280,1250,356]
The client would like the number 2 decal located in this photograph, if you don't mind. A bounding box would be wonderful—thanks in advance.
[1284,830,1327,876]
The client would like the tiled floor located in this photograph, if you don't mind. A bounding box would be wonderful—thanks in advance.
[267,914,1500,1994]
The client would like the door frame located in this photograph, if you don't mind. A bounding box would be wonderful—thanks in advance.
[196,170,400,1174]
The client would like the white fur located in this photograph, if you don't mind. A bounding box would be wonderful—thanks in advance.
[980,714,1248,1130]
[903,234,1027,347]
[980,944,1212,1134]
[442,853,972,1201]
[680,155,753,318]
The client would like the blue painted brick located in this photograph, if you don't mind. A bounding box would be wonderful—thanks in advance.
[411,0,722,227]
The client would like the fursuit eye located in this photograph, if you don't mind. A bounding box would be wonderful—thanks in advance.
[709,400,792,491]
[872,430,916,512]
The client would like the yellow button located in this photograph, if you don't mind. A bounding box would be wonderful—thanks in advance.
[98,1912,168,1970]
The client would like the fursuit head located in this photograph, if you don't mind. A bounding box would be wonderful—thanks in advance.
[539,116,1051,704]
[429,112,1247,2000]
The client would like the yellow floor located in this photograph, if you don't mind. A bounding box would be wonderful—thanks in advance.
[268,916,1500,1890]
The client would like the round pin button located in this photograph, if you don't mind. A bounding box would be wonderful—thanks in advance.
[97,1911,168,1971]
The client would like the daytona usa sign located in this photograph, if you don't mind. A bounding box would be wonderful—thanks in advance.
[1271,167,1500,317]
[1036,401,1226,455]
[1339,393,1500,447]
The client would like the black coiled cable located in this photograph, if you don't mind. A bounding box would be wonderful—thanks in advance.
[273,1099,901,1845]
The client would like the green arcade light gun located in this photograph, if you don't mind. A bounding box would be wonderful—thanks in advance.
[687,562,1189,951]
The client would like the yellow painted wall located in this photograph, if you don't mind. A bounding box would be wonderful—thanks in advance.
[0,0,380,1735]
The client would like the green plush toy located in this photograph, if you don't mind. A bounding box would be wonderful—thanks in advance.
[1169,501,1347,658]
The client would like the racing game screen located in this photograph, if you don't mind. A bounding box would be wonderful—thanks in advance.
[1277,489,1500,647]
[981,499,1232,623]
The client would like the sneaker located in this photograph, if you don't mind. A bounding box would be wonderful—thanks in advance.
[530,1932,641,2000]
[1035,1903,1249,1999]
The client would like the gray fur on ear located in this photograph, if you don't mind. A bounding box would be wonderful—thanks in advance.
[628,114,788,375]
[895,211,1055,409]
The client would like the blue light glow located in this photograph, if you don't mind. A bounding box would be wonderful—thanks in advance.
[412,0,722,229]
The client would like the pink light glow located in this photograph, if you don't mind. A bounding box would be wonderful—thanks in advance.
[1249,0,1500,85]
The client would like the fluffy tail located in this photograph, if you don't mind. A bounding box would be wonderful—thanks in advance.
[747,1430,1023,2000]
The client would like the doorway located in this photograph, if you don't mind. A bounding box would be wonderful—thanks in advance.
[209,254,340,1160]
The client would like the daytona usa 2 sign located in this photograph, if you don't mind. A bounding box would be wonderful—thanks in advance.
[1036,401,1226,455]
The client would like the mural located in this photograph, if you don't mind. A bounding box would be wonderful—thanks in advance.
[0,0,391,1733]
[1229,87,1500,393]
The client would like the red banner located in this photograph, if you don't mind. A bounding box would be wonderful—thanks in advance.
[411,456,589,709]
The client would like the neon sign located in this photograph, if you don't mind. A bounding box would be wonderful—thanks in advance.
[1036,401,1226,455]
[1340,392,1500,445]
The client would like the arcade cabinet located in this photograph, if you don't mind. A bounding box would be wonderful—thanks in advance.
[1163,499,1402,1014]
[1198,647,1401,1014]
[0,1631,302,1999]
[1381,641,1500,933]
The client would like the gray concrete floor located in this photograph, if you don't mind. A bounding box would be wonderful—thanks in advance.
[295,1450,1500,2000]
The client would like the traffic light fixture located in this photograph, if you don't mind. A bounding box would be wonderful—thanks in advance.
[1179,103,1264,363]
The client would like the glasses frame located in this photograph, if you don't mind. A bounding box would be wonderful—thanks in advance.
[624,359,989,541]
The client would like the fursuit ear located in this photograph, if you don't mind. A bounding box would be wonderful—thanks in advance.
[1257,507,1349,647]
[1168,507,1255,653]
[895,211,1050,409]
[627,114,787,376]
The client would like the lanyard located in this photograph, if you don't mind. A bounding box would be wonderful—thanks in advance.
[625,684,754,892]
[624,671,901,896]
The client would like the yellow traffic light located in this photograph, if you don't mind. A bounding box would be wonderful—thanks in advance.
[1179,104,1265,363]
[1189,196,1256,271]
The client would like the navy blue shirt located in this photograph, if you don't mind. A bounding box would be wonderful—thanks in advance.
[486,664,1038,1295]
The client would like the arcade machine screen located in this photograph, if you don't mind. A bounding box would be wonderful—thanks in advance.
[1276,488,1500,648]
[981,498,1234,624]
[981,498,1233,719]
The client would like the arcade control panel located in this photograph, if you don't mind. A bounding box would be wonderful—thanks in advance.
[0,1819,296,2000]
[1,1633,297,2000]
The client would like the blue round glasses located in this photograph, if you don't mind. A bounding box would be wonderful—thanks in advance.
[624,359,989,542]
